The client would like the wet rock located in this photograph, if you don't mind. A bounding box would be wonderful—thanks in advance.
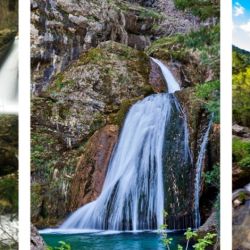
[233,124,250,138]
[68,125,119,211]
[233,186,250,250]
[149,58,166,92]
[197,212,217,236]
[31,224,46,250]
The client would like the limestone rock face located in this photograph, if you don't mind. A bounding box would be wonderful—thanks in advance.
[31,0,162,94]
[68,125,119,211]
[32,41,152,149]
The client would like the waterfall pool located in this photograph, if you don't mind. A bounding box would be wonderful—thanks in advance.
[41,231,193,250]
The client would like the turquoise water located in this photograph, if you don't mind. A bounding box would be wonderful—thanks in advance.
[42,231,193,250]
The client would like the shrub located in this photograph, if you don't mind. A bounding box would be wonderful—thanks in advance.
[232,138,250,163]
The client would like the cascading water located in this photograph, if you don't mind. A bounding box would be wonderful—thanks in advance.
[0,37,18,101]
[194,119,213,228]
[62,94,171,230]
[0,37,18,113]
[60,58,195,231]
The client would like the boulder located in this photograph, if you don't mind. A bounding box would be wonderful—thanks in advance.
[233,186,250,250]
[31,224,46,250]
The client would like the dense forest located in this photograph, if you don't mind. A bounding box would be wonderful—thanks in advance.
[232,46,250,250]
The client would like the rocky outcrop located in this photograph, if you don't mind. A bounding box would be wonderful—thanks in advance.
[233,185,250,250]
[197,212,217,236]
[31,224,46,250]
[68,125,118,211]
[32,41,152,149]
[0,215,18,249]
[31,0,162,94]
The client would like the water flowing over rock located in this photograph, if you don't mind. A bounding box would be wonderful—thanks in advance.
[61,94,171,230]
[194,119,213,228]
[59,59,209,231]
[0,37,18,107]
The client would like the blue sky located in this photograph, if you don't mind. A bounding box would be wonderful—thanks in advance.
[233,0,250,51]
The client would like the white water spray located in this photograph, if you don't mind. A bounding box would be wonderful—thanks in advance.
[194,119,213,228]
[151,58,180,93]
[0,37,18,113]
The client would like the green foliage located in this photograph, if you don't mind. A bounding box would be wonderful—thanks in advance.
[233,66,250,126]
[195,81,220,123]
[0,175,18,214]
[238,191,246,202]
[146,25,220,81]
[174,0,219,20]
[233,46,250,74]
[232,138,250,164]
[139,8,163,19]
[160,213,216,250]
[203,164,220,189]
[239,156,250,169]
[47,241,71,250]
[192,233,217,250]
[233,46,250,126]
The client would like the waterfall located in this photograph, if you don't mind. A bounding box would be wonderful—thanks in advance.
[0,37,18,102]
[61,94,171,230]
[151,58,180,93]
[194,119,213,228]
[60,58,195,231]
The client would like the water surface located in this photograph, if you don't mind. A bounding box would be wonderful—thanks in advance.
[42,231,193,250]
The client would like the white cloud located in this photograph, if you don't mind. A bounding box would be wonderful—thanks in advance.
[234,2,245,16]
[240,20,250,32]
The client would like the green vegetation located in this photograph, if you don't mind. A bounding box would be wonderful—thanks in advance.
[160,212,217,250]
[233,47,250,126]
[233,66,250,126]
[147,25,220,80]
[195,80,220,123]
[0,175,18,214]
[174,0,219,20]
[233,138,250,169]
[203,164,220,190]
[160,222,216,250]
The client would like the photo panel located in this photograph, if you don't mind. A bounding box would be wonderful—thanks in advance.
[30,0,220,249]
[0,0,18,248]
[232,1,250,249]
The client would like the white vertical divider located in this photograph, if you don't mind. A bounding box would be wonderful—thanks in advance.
[221,0,232,249]
[19,0,31,249]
